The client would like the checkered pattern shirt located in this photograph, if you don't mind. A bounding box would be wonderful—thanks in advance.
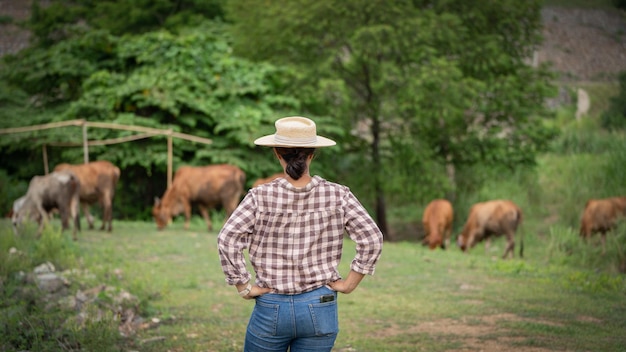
[217,176,383,295]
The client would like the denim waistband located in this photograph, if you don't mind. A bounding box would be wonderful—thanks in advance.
[259,285,335,303]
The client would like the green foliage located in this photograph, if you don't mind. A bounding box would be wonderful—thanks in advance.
[2,29,118,104]
[0,222,121,351]
[546,224,626,277]
[0,20,325,218]
[550,117,626,157]
[0,16,12,25]
[27,0,226,46]
[0,224,79,277]
[64,307,121,352]
[0,169,28,217]
[227,0,559,232]
[601,71,626,130]
[539,140,626,227]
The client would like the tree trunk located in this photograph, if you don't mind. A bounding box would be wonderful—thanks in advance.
[371,114,390,240]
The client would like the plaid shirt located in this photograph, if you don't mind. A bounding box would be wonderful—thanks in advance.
[217,176,383,295]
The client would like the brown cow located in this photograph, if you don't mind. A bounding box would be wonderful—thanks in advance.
[12,170,81,239]
[421,199,454,250]
[457,200,523,259]
[252,172,284,188]
[152,164,246,231]
[579,196,626,254]
[54,160,120,232]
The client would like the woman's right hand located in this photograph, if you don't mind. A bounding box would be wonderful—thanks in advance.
[244,285,272,300]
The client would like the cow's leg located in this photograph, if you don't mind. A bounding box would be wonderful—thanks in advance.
[70,196,80,240]
[199,205,212,232]
[183,201,192,230]
[100,192,113,232]
[82,203,95,229]
[502,233,515,259]
[34,205,48,238]
[59,205,70,231]
[441,226,452,249]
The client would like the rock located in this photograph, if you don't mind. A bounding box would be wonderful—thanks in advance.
[575,88,590,119]
[35,272,66,293]
[34,262,56,274]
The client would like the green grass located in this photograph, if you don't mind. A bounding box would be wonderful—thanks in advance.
[2,214,623,352]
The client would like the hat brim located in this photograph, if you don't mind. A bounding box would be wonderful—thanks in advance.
[254,134,336,148]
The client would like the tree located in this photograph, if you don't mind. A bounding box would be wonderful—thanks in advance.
[0,21,345,219]
[27,0,226,46]
[226,0,557,239]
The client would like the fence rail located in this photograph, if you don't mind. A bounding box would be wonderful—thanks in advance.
[0,119,212,188]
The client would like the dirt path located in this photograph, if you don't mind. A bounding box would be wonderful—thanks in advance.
[356,312,601,352]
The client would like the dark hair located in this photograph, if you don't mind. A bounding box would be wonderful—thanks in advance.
[275,147,315,180]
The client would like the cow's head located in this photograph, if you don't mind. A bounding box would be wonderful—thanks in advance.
[11,207,42,236]
[456,230,476,252]
[152,197,170,230]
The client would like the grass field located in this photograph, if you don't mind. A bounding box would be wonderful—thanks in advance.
[3,212,623,352]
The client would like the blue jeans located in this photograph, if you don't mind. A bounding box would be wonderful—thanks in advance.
[244,286,339,352]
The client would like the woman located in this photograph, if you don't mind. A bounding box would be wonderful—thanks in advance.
[217,116,384,351]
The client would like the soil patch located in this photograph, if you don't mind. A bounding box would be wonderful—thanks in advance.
[374,313,564,352]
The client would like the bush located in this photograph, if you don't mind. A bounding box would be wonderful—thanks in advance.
[601,71,626,130]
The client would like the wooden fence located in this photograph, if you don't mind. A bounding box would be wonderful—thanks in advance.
[0,119,213,188]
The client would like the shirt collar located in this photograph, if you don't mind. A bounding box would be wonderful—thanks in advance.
[277,175,321,192]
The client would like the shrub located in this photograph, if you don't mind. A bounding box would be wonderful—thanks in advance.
[601,71,626,130]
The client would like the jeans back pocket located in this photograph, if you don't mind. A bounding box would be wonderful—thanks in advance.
[308,300,339,336]
[249,301,279,337]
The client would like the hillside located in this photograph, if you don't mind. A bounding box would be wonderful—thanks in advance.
[539,6,626,81]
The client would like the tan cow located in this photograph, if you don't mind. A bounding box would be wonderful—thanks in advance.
[252,172,284,188]
[421,199,454,250]
[53,160,121,232]
[12,170,81,239]
[579,196,626,254]
[457,200,523,259]
[152,164,246,231]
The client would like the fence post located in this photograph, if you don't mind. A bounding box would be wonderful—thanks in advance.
[82,119,89,164]
[167,129,173,188]
[42,144,49,174]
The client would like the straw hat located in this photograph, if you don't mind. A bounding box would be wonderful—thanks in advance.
[254,116,336,148]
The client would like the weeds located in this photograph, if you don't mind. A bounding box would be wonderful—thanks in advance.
[546,224,626,277]
[0,223,122,352]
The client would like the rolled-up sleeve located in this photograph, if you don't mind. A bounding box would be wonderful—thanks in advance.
[343,191,383,275]
[217,192,256,285]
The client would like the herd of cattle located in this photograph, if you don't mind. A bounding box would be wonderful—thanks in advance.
[8,160,626,258]
[423,196,626,257]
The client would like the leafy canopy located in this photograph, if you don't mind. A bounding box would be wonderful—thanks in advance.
[226,0,558,236]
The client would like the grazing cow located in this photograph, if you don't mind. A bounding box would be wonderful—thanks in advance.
[579,196,626,254]
[252,172,284,188]
[152,164,246,231]
[53,160,121,232]
[457,200,523,259]
[421,199,454,250]
[12,170,80,239]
